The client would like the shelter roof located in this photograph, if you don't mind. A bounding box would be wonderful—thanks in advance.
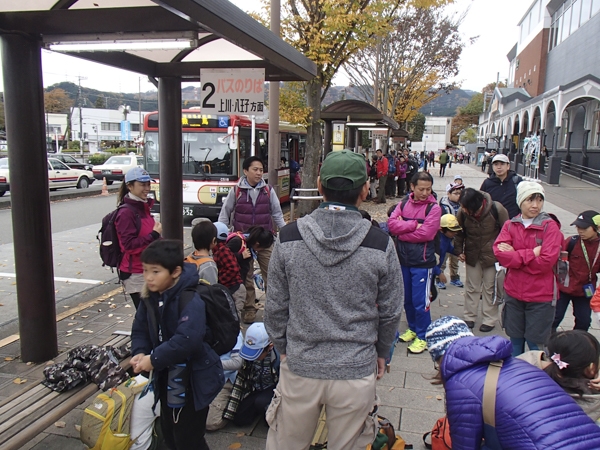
[321,100,400,129]
[0,0,317,82]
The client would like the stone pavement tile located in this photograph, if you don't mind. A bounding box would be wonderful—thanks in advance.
[378,405,401,428]
[404,371,444,392]
[205,432,267,449]
[20,433,46,450]
[401,407,445,435]
[389,352,437,374]
[42,407,81,439]
[376,369,405,388]
[376,385,445,414]
[28,434,83,450]
[399,430,428,450]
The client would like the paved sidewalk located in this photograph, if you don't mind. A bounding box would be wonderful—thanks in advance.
[1,162,599,449]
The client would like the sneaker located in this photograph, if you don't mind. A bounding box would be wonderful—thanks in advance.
[436,281,446,290]
[399,329,417,343]
[450,279,464,288]
[408,338,428,354]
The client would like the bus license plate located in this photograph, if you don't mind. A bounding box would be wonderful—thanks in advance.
[183,206,194,216]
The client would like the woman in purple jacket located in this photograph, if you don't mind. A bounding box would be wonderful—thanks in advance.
[114,167,162,308]
[426,316,600,450]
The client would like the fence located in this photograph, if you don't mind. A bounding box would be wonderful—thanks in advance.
[561,160,600,187]
[289,188,323,221]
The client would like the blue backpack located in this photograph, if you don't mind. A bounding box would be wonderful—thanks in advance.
[289,159,300,173]
[386,155,396,174]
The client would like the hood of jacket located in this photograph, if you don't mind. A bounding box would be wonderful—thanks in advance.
[509,210,553,228]
[441,335,512,381]
[141,262,199,300]
[487,169,518,184]
[296,208,372,267]
[237,176,267,190]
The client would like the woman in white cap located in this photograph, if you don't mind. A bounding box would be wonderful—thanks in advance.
[115,167,162,308]
[493,181,563,356]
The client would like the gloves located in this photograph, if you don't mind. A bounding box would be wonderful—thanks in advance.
[394,176,398,181]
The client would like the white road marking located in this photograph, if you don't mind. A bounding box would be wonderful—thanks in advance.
[0,273,102,285]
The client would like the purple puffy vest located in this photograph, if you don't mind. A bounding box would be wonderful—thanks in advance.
[232,186,274,233]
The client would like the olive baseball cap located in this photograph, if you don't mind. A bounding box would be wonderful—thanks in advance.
[319,150,368,190]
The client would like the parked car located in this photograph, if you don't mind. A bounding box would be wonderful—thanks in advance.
[0,158,8,197]
[0,158,94,195]
[92,153,144,184]
[49,153,93,171]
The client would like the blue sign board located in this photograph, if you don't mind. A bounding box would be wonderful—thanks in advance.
[218,116,230,128]
[120,120,131,140]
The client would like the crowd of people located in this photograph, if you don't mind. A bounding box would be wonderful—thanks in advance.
[114,149,600,449]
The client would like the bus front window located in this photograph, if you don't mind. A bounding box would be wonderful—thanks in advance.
[144,131,236,178]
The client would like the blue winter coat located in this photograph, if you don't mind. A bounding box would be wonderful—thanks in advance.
[442,335,600,450]
[131,263,224,411]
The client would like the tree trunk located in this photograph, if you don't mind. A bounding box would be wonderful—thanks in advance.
[297,78,322,217]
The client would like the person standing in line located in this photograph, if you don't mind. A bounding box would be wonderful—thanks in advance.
[218,156,286,323]
[264,150,403,450]
[369,155,378,201]
[389,171,441,354]
[553,210,600,332]
[115,167,162,309]
[437,183,465,289]
[480,153,523,219]
[374,149,388,204]
[396,155,408,198]
[486,150,497,176]
[494,182,563,357]
[438,149,448,177]
[454,188,509,332]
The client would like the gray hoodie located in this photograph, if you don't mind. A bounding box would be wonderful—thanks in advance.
[264,207,404,380]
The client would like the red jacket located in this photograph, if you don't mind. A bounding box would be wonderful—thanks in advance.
[115,196,159,274]
[493,213,563,302]
[559,235,600,297]
[376,156,388,179]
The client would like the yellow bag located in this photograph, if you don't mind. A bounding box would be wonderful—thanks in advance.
[80,378,147,450]
[366,415,412,450]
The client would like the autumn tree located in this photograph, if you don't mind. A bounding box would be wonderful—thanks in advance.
[44,88,73,113]
[346,5,464,131]
[407,112,425,142]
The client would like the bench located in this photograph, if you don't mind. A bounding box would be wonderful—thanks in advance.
[0,334,131,450]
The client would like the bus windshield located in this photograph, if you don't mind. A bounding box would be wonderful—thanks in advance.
[144,131,236,179]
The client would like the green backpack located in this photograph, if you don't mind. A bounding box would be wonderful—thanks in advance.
[80,377,147,450]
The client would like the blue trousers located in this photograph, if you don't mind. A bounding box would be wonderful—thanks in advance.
[401,266,432,339]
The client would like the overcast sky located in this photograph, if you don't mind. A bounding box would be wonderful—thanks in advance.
[0,0,530,95]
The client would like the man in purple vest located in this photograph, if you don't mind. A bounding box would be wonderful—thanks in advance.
[219,156,286,323]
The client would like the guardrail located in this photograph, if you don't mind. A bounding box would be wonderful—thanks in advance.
[561,160,600,186]
[289,188,323,221]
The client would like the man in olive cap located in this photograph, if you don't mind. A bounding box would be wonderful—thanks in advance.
[264,150,403,450]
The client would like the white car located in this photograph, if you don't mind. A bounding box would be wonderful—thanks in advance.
[92,154,144,184]
[0,157,94,196]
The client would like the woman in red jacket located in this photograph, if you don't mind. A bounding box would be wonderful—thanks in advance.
[114,167,162,309]
[493,182,563,357]
[553,210,600,332]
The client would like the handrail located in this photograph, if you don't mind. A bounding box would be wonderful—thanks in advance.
[289,188,322,221]
[561,160,600,185]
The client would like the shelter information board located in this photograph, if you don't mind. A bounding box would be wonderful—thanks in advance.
[200,69,265,116]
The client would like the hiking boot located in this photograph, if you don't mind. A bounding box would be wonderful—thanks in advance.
[436,281,446,290]
[449,279,464,288]
[399,329,417,343]
[465,321,475,329]
[479,324,495,333]
[242,309,256,324]
[408,338,427,354]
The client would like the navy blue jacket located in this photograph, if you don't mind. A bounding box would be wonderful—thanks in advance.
[480,170,522,218]
[131,263,224,411]
[442,335,600,449]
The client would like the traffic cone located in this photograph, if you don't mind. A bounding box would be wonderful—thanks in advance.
[101,177,108,196]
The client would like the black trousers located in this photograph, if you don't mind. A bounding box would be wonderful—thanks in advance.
[160,389,210,450]
[232,388,274,426]
[439,164,447,177]
[553,291,592,332]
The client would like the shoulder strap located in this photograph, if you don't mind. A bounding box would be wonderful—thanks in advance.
[512,174,521,186]
[425,203,434,216]
[179,288,196,316]
[401,196,409,212]
[279,221,388,251]
[118,203,142,234]
[490,202,500,230]
[567,236,579,256]
[482,360,503,426]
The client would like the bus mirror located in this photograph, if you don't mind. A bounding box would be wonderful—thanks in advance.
[228,126,238,150]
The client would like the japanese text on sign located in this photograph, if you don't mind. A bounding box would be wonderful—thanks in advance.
[200,69,265,116]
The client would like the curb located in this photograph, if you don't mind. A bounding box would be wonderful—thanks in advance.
[0,185,121,210]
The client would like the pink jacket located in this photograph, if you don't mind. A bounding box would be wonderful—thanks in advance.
[493,213,563,302]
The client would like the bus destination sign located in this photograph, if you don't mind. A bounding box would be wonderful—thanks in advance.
[200,68,265,116]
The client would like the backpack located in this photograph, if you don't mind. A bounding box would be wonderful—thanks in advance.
[234,184,271,202]
[80,377,147,450]
[423,416,451,450]
[98,204,140,272]
[367,415,413,450]
[387,156,396,175]
[180,281,240,356]
[289,159,300,173]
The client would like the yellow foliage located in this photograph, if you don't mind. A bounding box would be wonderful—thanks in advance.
[277,82,312,127]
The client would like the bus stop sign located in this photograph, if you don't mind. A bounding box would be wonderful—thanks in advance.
[200,69,265,116]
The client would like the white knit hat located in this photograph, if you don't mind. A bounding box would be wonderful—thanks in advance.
[517,181,544,207]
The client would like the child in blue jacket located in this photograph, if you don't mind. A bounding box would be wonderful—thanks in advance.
[131,239,224,450]
[433,214,463,285]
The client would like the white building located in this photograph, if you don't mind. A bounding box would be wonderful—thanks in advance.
[69,107,148,152]
[422,116,452,153]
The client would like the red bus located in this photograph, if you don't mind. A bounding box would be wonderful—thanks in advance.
[143,109,305,219]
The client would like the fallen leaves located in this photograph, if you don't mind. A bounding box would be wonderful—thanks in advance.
[228,444,242,449]
[13,378,27,384]
[4,356,14,361]
[54,421,66,428]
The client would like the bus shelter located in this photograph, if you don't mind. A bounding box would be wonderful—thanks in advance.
[321,100,399,155]
[0,0,316,362]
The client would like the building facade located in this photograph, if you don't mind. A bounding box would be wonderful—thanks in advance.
[423,115,452,153]
[478,0,600,183]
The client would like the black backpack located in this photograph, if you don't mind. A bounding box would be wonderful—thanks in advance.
[97,204,140,272]
[180,281,240,356]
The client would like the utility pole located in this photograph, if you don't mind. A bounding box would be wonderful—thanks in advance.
[76,75,87,157]
[138,78,142,154]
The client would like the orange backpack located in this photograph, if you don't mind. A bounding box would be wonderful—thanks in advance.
[423,416,451,449]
